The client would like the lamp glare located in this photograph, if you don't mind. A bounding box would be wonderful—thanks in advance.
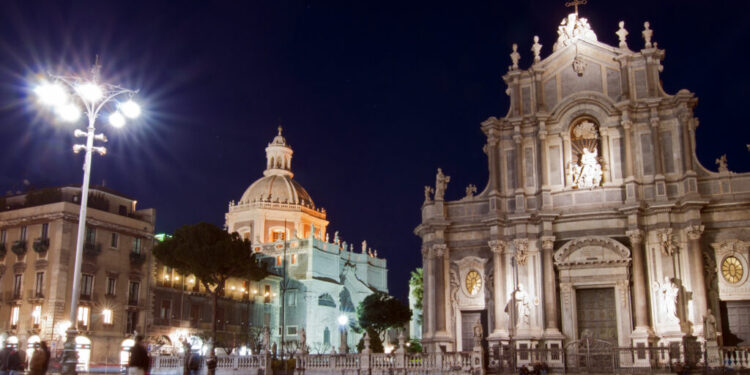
[109,112,126,128]
[56,104,81,122]
[35,83,68,107]
[77,82,103,103]
[120,100,141,118]
[337,315,348,326]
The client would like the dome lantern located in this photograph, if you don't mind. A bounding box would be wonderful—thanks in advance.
[264,126,293,178]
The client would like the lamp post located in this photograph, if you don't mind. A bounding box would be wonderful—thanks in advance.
[337,314,349,354]
[34,57,141,375]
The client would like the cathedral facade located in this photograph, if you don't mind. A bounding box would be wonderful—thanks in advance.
[416,11,750,358]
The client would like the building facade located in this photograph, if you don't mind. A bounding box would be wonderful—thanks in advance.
[0,185,155,368]
[150,128,388,354]
[416,11,750,357]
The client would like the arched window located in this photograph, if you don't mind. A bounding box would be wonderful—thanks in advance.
[318,293,336,307]
[323,327,330,346]
[339,288,355,312]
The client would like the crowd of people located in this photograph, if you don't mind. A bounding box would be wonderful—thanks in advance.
[0,341,50,375]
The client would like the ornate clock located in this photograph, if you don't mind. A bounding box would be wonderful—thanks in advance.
[721,256,744,284]
[465,270,482,296]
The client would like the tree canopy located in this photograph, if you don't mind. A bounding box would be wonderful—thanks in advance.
[408,268,423,325]
[356,291,411,337]
[152,222,269,292]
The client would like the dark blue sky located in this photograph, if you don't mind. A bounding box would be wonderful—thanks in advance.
[1,1,749,302]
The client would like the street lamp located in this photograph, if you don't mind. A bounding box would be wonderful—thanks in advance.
[34,57,140,375]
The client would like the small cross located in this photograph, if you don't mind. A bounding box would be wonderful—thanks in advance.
[565,0,587,15]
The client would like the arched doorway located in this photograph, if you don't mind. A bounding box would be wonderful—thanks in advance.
[120,339,134,368]
[6,336,18,349]
[26,335,41,366]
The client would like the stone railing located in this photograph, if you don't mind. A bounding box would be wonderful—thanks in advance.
[295,350,482,375]
[722,346,750,369]
[150,354,269,375]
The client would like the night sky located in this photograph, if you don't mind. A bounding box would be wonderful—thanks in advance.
[1,1,749,302]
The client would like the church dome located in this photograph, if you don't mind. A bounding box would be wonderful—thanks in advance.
[240,174,315,207]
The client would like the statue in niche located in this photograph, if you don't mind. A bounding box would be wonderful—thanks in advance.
[514,283,531,327]
[473,318,483,349]
[654,277,679,324]
[435,168,450,200]
[569,120,603,189]
[262,327,271,352]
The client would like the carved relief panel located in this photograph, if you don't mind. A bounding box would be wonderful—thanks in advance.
[453,256,489,310]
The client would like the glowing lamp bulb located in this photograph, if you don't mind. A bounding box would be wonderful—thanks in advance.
[120,100,141,118]
[337,315,348,326]
[77,82,103,102]
[35,82,68,106]
[56,104,81,122]
[109,112,125,128]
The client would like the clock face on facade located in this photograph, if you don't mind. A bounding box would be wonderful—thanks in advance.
[722,256,744,284]
[465,270,482,296]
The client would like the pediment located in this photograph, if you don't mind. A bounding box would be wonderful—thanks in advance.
[554,236,630,267]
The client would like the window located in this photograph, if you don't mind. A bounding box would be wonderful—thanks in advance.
[276,256,282,266]
[85,227,95,245]
[291,253,297,265]
[80,274,94,300]
[1,230,6,244]
[323,327,330,346]
[32,305,42,327]
[40,223,49,239]
[286,291,296,307]
[264,285,271,303]
[102,308,113,325]
[77,306,90,329]
[287,326,298,336]
[132,238,142,254]
[106,277,117,296]
[20,226,27,241]
[34,272,44,297]
[10,306,19,329]
[271,230,285,242]
[126,310,138,333]
[128,281,140,305]
[160,300,171,320]
[110,233,119,248]
[13,274,22,299]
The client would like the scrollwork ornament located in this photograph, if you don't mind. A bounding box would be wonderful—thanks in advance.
[514,238,529,266]
[488,240,506,254]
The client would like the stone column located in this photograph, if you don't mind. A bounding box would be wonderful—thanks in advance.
[541,236,560,335]
[621,119,634,179]
[600,128,611,183]
[514,134,525,191]
[687,225,708,332]
[627,230,650,331]
[562,134,572,186]
[679,114,694,172]
[433,244,448,332]
[442,244,452,338]
[422,246,434,340]
[489,240,508,337]
[650,115,664,176]
[487,132,502,193]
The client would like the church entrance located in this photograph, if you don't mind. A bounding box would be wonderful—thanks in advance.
[576,288,618,344]
[461,310,487,351]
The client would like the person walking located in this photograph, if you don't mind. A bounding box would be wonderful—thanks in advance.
[38,342,49,375]
[29,343,48,375]
[0,346,11,375]
[8,345,26,375]
[128,336,150,375]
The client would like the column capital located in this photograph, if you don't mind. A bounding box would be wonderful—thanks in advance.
[650,117,660,128]
[514,238,529,265]
[432,243,448,258]
[686,224,705,241]
[626,229,644,244]
[488,240,507,254]
[421,245,431,259]
[541,236,555,251]
[621,120,633,130]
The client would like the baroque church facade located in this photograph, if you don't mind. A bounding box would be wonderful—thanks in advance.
[225,128,388,352]
[416,10,750,358]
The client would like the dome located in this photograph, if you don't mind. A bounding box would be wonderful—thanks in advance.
[240,174,315,208]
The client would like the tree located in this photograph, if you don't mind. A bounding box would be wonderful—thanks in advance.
[356,291,411,344]
[152,223,269,364]
[356,327,384,353]
[409,268,423,325]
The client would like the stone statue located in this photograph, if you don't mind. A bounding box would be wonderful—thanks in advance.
[361,240,367,254]
[325,233,329,242]
[642,21,653,48]
[716,154,729,173]
[514,283,531,327]
[704,309,717,340]
[374,249,378,257]
[654,277,679,324]
[464,184,477,199]
[510,43,520,70]
[531,36,542,63]
[553,13,598,51]
[571,147,602,188]
[424,186,434,203]
[262,327,270,353]
[334,231,340,244]
[435,168,451,200]
[616,21,628,49]
[473,318,483,349]
[272,342,277,358]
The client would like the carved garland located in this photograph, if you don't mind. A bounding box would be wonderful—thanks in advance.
[554,236,631,266]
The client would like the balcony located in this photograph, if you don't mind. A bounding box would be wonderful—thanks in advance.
[127,297,139,307]
[11,240,27,256]
[83,242,101,257]
[129,252,146,267]
[27,289,44,300]
[33,238,49,253]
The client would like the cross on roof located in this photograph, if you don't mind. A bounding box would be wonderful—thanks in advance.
[565,0,587,15]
